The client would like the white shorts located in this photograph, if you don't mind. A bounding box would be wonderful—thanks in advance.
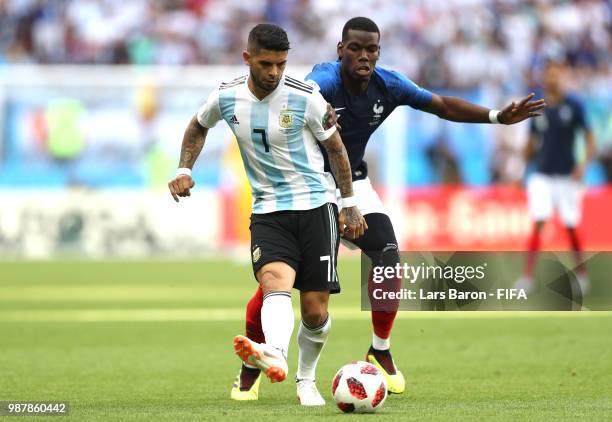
[336,177,387,216]
[527,173,584,227]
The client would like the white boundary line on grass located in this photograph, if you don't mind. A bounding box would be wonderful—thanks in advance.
[0,308,610,322]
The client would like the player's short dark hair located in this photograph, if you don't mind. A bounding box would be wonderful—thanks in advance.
[342,17,380,42]
[247,24,290,53]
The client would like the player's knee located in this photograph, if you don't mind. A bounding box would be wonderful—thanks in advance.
[367,242,399,268]
[381,243,399,266]
[300,294,329,327]
[258,270,287,292]
[302,307,328,328]
[257,263,294,292]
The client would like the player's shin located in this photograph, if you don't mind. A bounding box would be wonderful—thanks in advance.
[368,247,400,349]
[261,291,294,360]
[566,227,585,273]
[525,222,543,278]
[367,268,404,392]
[371,311,397,350]
[365,245,406,393]
[297,314,331,381]
[245,286,265,344]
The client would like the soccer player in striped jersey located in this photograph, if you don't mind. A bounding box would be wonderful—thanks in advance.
[168,24,367,406]
[240,17,546,396]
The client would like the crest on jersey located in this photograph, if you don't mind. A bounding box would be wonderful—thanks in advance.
[279,110,294,128]
[252,246,261,263]
[370,100,384,126]
[373,101,384,115]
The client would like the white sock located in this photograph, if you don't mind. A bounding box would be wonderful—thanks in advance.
[261,291,294,359]
[297,315,331,381]
[372,333,390,350]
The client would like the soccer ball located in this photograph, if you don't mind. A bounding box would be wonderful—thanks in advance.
[331,361,388,413]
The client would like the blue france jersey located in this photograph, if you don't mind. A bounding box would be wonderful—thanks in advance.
[306,60,433,180]
[529,94,590,175]
[197,74,337,214]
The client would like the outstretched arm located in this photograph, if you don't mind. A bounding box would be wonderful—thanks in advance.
[422,93,546,125]
[168,115,208,202]
[321,130,368,239]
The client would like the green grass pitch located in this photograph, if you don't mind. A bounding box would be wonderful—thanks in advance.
[1,259,611,421]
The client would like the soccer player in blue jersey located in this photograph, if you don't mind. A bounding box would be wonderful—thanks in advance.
[168,23,367,406]
[515,59,595,294]
[239,17,545,398]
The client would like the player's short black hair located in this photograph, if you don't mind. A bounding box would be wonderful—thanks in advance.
[247,24,290,53]
[342,17,380,42]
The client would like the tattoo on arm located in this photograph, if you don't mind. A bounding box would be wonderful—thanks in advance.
[179,116,208,168]
[322,131,366,237]
[322,131,353,198]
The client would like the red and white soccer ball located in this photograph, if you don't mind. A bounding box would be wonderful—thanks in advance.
[331,361,388,413]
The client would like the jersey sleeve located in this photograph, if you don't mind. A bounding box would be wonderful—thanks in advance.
[305,62,339,102]
[385,69,433,109]
[196,88,222,128]
[305,90,337,142]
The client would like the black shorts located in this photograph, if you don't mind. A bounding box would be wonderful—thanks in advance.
[345,213,399,266]
[250,203,340,293]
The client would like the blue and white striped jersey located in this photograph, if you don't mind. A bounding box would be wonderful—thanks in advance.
[197,73,337,214]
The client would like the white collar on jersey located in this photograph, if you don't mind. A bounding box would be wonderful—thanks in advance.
[245,74,286,102]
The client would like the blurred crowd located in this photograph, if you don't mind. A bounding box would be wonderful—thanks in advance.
[1,0,610,90]
[1,0,610,188]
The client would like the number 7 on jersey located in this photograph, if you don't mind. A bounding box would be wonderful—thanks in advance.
[253,129,269,153]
